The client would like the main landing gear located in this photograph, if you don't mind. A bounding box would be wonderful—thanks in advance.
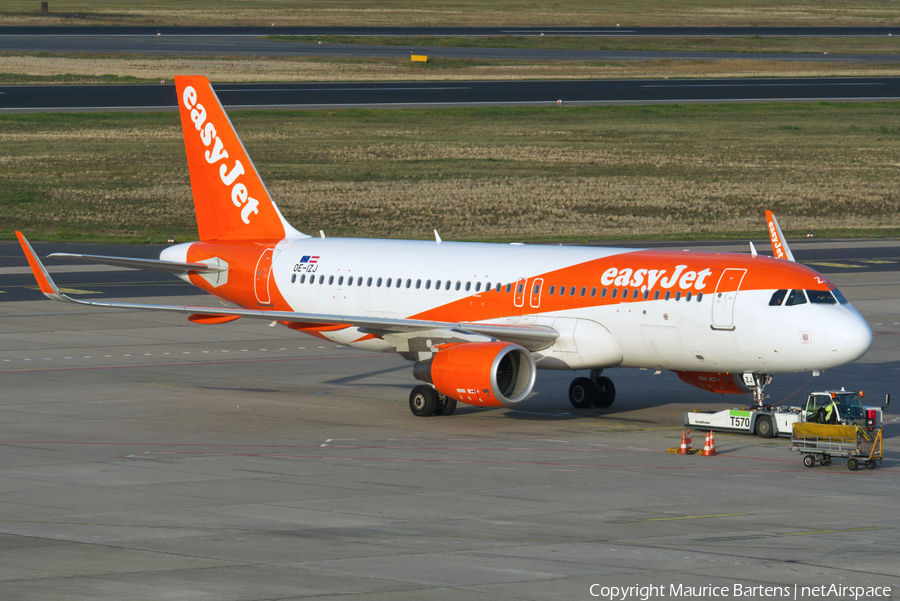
[409,385,457,417]
[569,369,616,409]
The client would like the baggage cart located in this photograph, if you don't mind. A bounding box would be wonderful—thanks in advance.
[790,423,883,470]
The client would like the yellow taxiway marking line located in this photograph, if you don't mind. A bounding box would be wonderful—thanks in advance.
[780,526,888,536]
[806,262,862,269]
[645,513,749,522]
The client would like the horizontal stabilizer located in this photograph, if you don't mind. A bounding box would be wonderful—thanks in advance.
[49,253,226,274]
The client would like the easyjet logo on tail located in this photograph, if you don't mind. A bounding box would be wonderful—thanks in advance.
[181,86,259,225]
[768,221,787,259]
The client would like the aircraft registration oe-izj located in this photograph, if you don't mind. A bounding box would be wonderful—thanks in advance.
[16,76,873,418]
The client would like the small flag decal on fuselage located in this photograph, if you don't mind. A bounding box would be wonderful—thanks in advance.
[300,256,319,264]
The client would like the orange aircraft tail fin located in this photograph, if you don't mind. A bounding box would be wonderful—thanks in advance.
[765,210,795,262]
[174,75,306,242]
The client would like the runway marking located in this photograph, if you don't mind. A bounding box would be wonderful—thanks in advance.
[645,513,748,522]
[320,439,331,447]
[642,82,884,88]
[215,86,472,92]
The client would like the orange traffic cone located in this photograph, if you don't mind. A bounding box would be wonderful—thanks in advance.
[678,429,693,454]
[701,431,718,456]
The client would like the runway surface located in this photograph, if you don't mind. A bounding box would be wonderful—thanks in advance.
[2,239,899,302]
[4,77,900,113]
[2,33,897,64]
[2,26,898,37]
[0,237,897,599]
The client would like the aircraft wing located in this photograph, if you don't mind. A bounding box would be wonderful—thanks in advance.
[48,253,225,274]
[17,232,559,348]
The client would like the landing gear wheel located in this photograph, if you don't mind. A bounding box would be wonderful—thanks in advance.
[847,458,859,471]
[409,385,438,417]
[803,455,815,468]
[568,377,598,409]
[435,396,457,416]
[866,459,876,470]
[593,376,616,408]
[755,416,774,439]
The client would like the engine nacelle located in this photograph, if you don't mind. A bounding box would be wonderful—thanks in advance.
[676,371,751,395]
[413,342,536,407]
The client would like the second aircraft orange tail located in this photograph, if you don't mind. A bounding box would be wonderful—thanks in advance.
[175,75,304,242]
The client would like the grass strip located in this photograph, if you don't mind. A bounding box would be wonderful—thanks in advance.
[5,52,900,85]
[2,0,900,27]
[2,102,900,244]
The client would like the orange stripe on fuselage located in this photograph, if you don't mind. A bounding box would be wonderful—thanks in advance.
[412,249,833,323]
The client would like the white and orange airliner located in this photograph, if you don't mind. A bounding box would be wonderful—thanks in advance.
[16,76,873,417]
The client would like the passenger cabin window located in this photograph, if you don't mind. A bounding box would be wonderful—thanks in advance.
[785,289,807,306]
[601,288,607,298]
[697,292,703,302]
[632,289,639,300]
[611,288,617,299]
[328,276,334,285]
[496,283,501,292]
[517,282,524,294]
[686,291,692,301]
[300,274,306,284]
[416,279,422,289]
[347,276,353,286]
[654,290,660,300]
[446,281,452,291]
[377,277,382,287]
[291,274,296,284]
[426,280,432,290]
[466,282,472,291]
[476,282,482,292]
[532,283,539,295]
[664,291,670,300]
[560,286,566,296]
[580,287,586,297]
[591,287,597,297]
[769,289,787,306]
[367,277,373,287]
[675,291,681,301]
[643,289,649,300]
[549,285,556,295]
[357,277,363,286]
[807,290,837,305]
[386,278,392,287]
[569,286,576,296]
[506,283,512,293]
[406,279,412,289]
[486,282,491,291]
[338,276,344,285]
[456,281,461,291]
[622,288,628,299]
[435,280,441,289]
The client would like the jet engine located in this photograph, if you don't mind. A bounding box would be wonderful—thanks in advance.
[676,371,751,395]
[413,342,536,407]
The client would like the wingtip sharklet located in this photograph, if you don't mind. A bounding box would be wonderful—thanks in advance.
[15,231,67,301]
[764,210,796,262]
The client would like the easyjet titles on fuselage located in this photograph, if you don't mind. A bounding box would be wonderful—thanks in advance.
[600,265,712,292]
[181,85,260,225]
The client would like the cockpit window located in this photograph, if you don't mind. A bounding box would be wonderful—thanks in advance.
[785,289,807,306]
[769,289,787,306]
[806,289,837,305]
[832,288,849,304]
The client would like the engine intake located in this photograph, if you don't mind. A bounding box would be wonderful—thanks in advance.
[413,342,536,407]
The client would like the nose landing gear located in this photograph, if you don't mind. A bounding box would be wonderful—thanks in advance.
[568,369,616,409]
[742,373,773,407]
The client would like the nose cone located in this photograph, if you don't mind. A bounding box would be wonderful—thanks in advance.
[828,310,873,365]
